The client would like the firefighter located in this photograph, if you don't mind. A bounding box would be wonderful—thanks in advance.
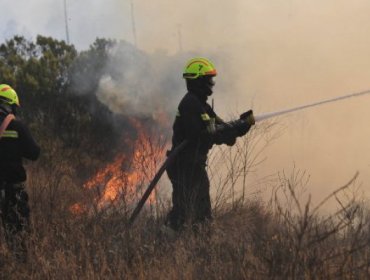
[0,84,40,260]
[165,58,255,231]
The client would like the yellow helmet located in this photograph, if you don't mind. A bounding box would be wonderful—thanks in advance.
[0,84,20,106]
[183,57,217,79]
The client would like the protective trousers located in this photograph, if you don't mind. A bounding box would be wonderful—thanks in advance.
[0,182,30,258]
[166,155,212,231]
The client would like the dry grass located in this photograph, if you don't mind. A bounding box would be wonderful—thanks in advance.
[1,124,370,279]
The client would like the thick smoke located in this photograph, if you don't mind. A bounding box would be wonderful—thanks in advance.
[2,0,370,204]
[96,43,188,118]
[131,0,370,203]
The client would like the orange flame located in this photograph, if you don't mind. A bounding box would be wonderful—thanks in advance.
[70,114,170,213]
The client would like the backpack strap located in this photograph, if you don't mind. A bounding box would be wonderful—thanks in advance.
[0,114,15,139]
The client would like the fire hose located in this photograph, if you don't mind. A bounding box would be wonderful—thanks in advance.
[128,140,188,226]
[128,88,370,226]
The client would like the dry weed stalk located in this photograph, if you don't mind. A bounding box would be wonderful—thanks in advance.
[1,122,370,279]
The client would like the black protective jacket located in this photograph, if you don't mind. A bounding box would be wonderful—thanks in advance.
[0,113,40,183]
[171,90,237,160]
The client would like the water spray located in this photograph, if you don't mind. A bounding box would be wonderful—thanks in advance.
[254,88,370,122]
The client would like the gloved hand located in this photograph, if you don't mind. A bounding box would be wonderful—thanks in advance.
[233,110,255,137]
[221,127,237,146]
[212,122,237,146]
[240,109,255,126]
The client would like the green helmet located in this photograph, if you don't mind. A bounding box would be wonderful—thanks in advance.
[183,57,217,79]
[0,84,20,106]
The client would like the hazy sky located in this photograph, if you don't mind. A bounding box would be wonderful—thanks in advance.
[2,0,370,205]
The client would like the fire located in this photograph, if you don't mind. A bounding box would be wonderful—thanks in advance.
[70,114,169,213]
[69,203,86,215]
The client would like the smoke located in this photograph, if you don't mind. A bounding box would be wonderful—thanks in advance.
[3,0,370,204]
[92,40,235,120]
[131,0,370,204]
[0,0,132,49]
[95,43,188,118]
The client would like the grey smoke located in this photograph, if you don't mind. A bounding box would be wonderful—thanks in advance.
[96,42,188,118]
[3,0,370,205]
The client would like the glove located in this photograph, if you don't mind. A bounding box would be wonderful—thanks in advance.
[208,110,255,142]
[230,109,254,137]
[240,110,255,126]
[211,122,237,146]
[219,125,237,146]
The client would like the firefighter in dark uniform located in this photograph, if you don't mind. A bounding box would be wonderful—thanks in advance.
[166,58,255,231]
[0,84,40,259]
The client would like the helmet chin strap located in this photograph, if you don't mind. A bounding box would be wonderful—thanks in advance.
[0,103,14,115]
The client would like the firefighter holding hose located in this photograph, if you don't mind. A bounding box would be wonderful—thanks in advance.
[0,84,40,261]
[165,58,255,231]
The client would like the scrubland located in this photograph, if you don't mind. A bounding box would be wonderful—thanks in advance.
[1,123,370,280]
